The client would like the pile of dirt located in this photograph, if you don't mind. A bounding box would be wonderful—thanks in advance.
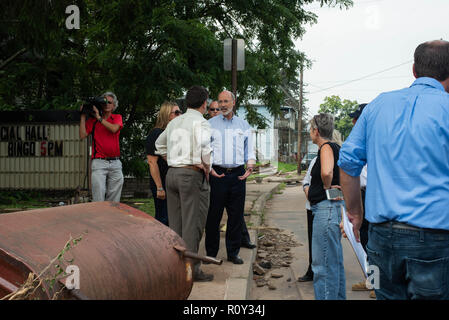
[252,226,300,289]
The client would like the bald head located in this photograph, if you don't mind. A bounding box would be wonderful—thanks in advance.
[218,90,235,117]
[220,90,235,102]
[414,40,449,81]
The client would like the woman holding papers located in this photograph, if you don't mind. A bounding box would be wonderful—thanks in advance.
[307,113,346,300]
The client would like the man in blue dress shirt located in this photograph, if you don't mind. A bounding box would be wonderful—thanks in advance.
[339,40,449,300]
[205,90,256,264]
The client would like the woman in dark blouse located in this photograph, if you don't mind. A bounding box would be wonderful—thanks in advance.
[146,101,182,226]
[308,113,346,300]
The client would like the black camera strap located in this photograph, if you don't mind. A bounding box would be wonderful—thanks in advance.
[91,121,99,159]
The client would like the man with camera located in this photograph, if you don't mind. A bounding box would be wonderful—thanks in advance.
[79,92,124,202]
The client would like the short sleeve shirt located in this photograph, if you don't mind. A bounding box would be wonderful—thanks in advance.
[86,114,123,159]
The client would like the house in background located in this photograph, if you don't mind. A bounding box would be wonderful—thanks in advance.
[236,104,300,164]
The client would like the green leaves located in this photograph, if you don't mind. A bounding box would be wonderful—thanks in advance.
[1,0,353,176]
[318,95,358,140]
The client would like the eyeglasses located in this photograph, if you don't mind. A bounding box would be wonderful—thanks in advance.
[218,100,230,104]
[107,100,114,104]
[171,110,182,115]
[209,108,220,112]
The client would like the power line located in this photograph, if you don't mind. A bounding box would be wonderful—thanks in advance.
[308,75,411,85]
[308,60,413,94]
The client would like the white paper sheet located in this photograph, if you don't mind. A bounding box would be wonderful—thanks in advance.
[341,206,368,278]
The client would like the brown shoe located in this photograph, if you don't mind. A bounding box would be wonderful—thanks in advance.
[369,290,376,299]
[351,281,370,291]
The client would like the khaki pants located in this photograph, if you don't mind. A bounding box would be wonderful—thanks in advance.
[166,167,210,275]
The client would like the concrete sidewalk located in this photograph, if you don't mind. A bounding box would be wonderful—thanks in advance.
[188,181,281,300]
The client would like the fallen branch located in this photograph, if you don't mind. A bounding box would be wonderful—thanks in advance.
[1,233,85,300]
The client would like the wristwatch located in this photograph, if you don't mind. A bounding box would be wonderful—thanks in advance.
[157,187,164,191]
[98,117,103,123]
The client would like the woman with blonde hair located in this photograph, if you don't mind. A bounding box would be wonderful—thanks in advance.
[145,101,182,225]
[308,113,346,300]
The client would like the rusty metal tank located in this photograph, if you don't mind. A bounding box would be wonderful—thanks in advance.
[0,201,208,300]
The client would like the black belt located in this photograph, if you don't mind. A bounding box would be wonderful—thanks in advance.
[375,221,449,234]
[94,157,120,161]
[212,165,244,173]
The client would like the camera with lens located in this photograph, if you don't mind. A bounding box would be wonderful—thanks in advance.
[80,96,107,116]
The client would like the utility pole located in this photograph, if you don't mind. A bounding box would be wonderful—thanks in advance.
[297,64,304,174]
[232,39,237,112]
[224,39,244,113]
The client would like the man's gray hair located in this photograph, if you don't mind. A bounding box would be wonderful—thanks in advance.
[103,91,119,110]
[310,113,334,140]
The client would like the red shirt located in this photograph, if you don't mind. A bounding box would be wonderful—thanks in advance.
[86,114,123,159]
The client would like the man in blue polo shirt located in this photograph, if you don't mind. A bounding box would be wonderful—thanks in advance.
[338,40,449,300]
[205,90,256,265]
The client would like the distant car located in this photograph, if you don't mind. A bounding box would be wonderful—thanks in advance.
[301,153,318,171]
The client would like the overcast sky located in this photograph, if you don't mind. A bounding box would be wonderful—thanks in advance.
[295,0,449,119]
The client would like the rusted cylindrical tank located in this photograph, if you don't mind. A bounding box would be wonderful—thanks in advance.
[0,202,194,300]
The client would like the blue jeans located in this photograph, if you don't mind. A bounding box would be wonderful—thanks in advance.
[311,200,346,300]
[367,223,449,300]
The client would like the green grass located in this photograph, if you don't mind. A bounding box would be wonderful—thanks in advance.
[0,191,156,218]
[275,182,287,194]
[247,174,269,182]
[0,200,48,211]
[273,162,298,173]
[121,198,155,217]
[0,191,49,211]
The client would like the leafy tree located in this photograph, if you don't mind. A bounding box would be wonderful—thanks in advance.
[318,95,358,140]
[1,0,353,176]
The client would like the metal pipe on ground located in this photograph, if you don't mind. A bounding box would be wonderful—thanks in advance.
[0,202,204,300]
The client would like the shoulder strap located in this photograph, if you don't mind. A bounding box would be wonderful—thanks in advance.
[91,121,99,159]
[319,141,332,151]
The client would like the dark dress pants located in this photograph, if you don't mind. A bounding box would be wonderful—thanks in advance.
[306,209,314,275]
[205,167,246,258]
[149,182,169,226]
[241,220,251,245]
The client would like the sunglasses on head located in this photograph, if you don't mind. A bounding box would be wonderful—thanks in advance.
[209,108,220,112]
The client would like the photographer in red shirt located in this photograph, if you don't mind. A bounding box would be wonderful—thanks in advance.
[79,92,124,202]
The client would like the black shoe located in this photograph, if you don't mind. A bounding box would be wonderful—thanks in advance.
[241,241,256,249]
[193,271,214,282]
[297,273,313,282]
[227,255,244,264]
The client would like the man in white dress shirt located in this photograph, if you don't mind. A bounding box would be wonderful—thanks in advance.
[155,85,213,282]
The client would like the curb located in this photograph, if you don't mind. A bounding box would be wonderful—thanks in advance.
[224,183,281,300]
